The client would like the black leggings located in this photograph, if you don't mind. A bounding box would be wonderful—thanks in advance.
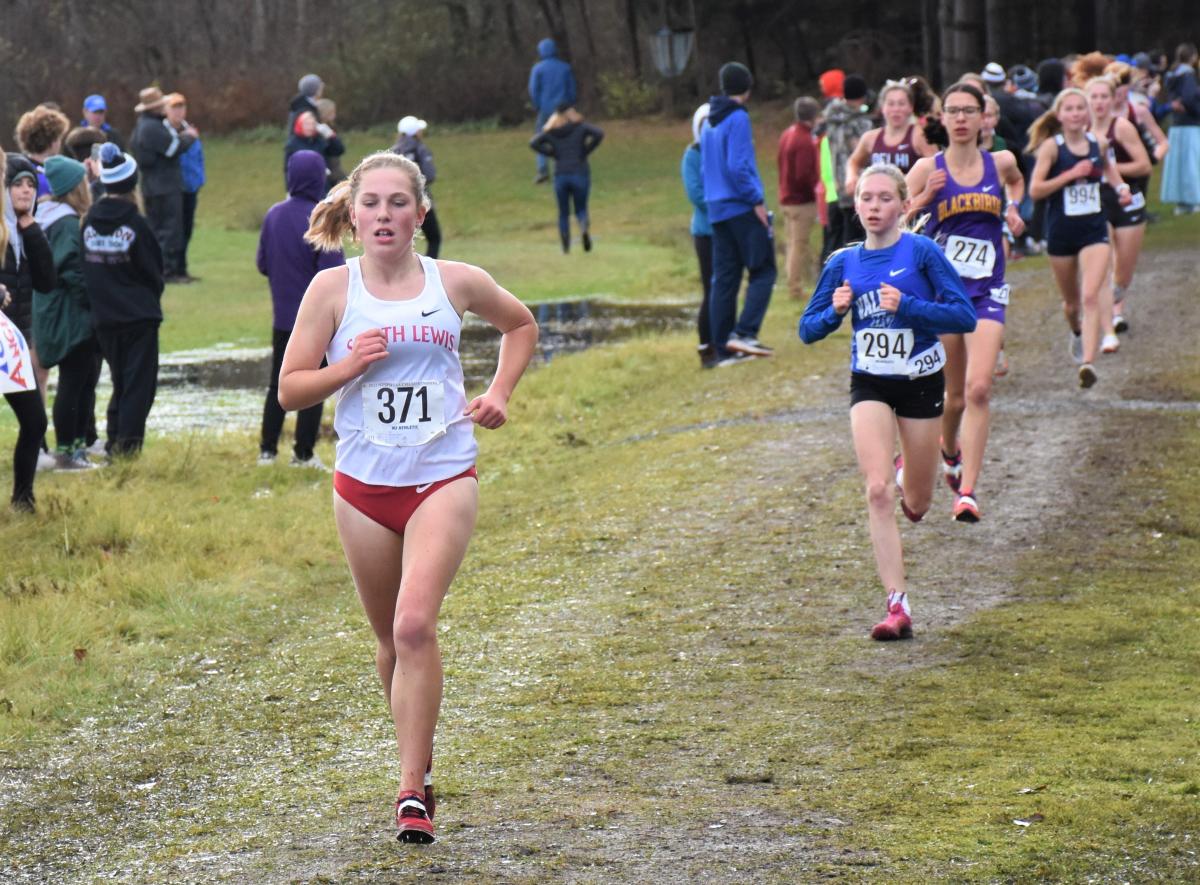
[53,338,99,451]
[261,327,324,460]
[5,388,47,510]
[693,234,713,347]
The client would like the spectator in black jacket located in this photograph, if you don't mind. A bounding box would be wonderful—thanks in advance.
[81,144,163,456]
[2,150,54,510]
[286,73,324,132]
[129,86,196,283]
[392,116,441,258]
[283,110,344,194]
[530,105,604,253]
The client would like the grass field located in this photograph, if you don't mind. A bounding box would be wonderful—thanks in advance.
[3,115,1200,880]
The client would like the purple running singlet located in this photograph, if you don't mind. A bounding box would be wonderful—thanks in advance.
[924,149,1009,323]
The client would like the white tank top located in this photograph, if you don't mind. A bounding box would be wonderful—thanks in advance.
[327,255,477,486]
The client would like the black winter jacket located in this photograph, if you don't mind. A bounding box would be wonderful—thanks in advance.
[1,221,56,340]
[130,112,196,198]
[80,197,163,329]
[529,122,604,176]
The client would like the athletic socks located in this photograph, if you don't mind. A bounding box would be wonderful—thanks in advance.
[887,590,911,616]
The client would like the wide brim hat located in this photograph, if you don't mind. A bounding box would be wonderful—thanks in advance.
[134,87,167,113]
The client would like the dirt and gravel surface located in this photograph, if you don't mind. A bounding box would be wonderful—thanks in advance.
[2,245,1197,883]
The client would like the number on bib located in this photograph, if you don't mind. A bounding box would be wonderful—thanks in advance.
[1124,191,1146,212]
[1064,182,1100,216]
[855,328,915,375]
[944,234,996,279]
[362,380,447,447]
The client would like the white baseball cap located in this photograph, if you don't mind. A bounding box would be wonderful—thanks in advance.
[397,115,427,136]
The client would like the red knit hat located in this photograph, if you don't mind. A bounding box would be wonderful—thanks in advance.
[819,69,845,99]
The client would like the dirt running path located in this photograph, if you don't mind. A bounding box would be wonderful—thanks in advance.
[2,245,1197,883]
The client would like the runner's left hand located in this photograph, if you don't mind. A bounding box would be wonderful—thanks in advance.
[465,391,508,429]
[879,282,902,312]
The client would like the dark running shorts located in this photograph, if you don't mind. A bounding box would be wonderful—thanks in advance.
[1101,183,1147,228]
[850,370,945,419]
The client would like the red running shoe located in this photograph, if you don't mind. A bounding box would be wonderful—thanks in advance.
[871,596,913,641]
[940,442,963,493]
[953,491,980,523]
[395,791,435,844]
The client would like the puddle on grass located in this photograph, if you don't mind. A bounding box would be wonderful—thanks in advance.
[93,300,697,435]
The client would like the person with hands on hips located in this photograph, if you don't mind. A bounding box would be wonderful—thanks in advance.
[277,151,537,845]
[800,163,975,642]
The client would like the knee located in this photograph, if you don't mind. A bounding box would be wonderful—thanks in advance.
[1080,288,1099,309]
[965,377,992,409]
[392,607,437,655]
[944,388,966,413]
[865,479,895,512]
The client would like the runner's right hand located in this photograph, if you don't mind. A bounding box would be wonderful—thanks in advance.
[833,279,853,315]
[346,328,389,376]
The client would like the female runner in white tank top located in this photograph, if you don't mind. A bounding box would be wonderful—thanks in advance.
[278,152,537,844]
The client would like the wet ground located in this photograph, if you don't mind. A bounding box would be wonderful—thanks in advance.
[113,300,697,435]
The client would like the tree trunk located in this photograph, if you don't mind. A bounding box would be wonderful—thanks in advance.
[625,0,642,78]
[923,0,942,89]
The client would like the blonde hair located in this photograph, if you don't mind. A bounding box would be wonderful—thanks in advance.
[0,147,8,261]
[61,178,93,221]
[878,81,914,110]
[1085,75,1116,97]
[1104,61,1134,87]
[854,163,909,202]
[305,152,430,252]
[1027,87,1089,152]
[543,107,583,132]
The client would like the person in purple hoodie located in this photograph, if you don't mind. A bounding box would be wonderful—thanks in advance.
[257,150,345,468]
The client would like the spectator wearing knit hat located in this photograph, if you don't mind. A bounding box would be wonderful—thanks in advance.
[2,150,54,508]
[701,61,777,363]
[288,73,324,132]
[33,156,99,469]
[129,86,197,282]
[81,143,163,456]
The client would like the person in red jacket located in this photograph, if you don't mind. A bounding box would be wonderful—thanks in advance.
[777,96,821,300]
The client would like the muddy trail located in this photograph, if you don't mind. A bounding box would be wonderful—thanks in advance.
[2,245,1197,883]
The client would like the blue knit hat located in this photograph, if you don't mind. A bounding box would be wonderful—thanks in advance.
[98,142,138,194]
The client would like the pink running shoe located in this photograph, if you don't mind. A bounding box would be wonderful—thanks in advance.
[871,593,913,641]
[953,491,981,523]
[395,791,435,844]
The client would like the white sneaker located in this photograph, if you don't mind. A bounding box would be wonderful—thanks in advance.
[290,453,331,472]
[725,334,774,357]
[257,451,276,467]
[36,450,58,472]
[1101,334,1120,354]
[87,439,107,456]
[1068,332,1083,364]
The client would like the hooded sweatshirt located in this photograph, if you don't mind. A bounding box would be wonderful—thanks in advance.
[81,196,163,329]
[33,201,92,367]
[0,211,56,340]
[257,150,345,331]
[700,96,765,223]
[528,39,577,114]
[821,98,873,205]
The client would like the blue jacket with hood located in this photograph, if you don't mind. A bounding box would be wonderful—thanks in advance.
[529,39,577,115]
[700,96,765,224]
[256,150,345,331]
